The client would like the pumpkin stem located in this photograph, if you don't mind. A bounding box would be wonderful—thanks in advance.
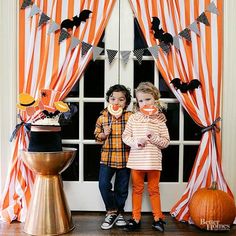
[209,181,218,190]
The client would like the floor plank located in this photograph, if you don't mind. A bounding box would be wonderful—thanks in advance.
[0,212,235,235]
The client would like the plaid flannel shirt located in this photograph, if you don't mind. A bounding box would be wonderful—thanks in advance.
[94,108,132,168]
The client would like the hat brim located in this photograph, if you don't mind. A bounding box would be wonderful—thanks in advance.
[17,99,39,111]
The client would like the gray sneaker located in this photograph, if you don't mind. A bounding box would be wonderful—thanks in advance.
[115,214,127,226]
[101,213,118,230]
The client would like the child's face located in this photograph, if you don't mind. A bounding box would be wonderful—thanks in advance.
[108,91,127,109]
[136,92,155,108]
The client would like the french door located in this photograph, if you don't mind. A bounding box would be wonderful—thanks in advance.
[62,0,200,212]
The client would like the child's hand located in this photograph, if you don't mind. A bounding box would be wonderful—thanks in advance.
[137,138,147,148]
[104,125,111,137]
[146,130,155,139]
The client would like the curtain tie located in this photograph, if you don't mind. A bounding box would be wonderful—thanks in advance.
[10,117,31,142]
[201,117,221,134]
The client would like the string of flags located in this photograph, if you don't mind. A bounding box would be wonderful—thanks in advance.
[21,0,219,65]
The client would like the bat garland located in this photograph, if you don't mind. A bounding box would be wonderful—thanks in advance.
[61,10,92,30]
[170,78,201,93]
[151,17,173,45]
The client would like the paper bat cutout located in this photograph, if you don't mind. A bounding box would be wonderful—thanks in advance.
[170,78,201,93]
[42,110,60,118]
[151,17,173,45]
[61,10,92,30]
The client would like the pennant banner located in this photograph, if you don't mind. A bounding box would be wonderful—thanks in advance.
[120,50,131,65]
[133,49,144,65]
[206,2,219,15]
[21,0,33,9]
[179,28,191,42]
[197,12,210,26]
[47,21,60,34]
[189,21,200,36]
[29,4,41,17]
[147,45,159,60]
[38,13,50,27]
[107,49,118,64]
[70,37,81,50]
[21,0,219,64]
[173,35,180,50]
[93,46,104,61]
[82,42,92,56]
[159,42,170,54]
[59,29,70,43]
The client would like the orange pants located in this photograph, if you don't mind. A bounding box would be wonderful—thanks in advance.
[131,169,164,221]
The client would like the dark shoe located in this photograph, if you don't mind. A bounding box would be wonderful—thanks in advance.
[152,219,166,232]
[101,213,118,230]
[124,219,141,231]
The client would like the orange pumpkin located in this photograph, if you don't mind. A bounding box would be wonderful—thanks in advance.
[189,182,236,231]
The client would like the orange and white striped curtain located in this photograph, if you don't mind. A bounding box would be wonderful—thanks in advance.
[129,0,234,222]
[0,0,116,223]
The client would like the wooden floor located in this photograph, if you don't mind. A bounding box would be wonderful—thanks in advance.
[0,212,235,235]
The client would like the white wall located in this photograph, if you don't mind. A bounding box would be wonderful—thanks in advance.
[0,0,235,198]
[0,1,17,191]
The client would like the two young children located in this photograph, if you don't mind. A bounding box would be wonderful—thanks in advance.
[94,82,170,232]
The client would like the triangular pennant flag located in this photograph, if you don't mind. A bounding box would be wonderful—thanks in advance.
[48,21,60,34]
[179,28,191,42]
[173,35,180,50]
[59,29,71,43]
[196,12,210,26]
[120,50,131,65]
[38,13,50,27]
[206,1,219,15]
[159,42,170,54]
[70,37,81,50]
[29,4,41,17]
[107,49,118,64]
[82,42,92,56]
[147,45,159,59]
[189,21,200,36]
[92,46,103,61]
[133,49,144,65]
[21,0,33,9]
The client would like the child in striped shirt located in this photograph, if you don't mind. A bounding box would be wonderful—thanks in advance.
[122,82,170,232]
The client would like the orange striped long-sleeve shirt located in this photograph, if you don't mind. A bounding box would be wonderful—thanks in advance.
[122,111,170,170]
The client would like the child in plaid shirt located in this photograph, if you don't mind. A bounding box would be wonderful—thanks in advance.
[94,84,132,230]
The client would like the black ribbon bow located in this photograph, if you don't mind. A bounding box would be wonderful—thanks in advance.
[10,116,31,142]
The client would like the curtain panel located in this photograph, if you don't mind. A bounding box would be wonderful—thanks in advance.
[0,0,116,223]
[129,0,234,222]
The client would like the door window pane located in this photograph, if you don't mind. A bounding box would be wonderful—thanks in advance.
[183,145,199,182]
[161,145,179,182]
[84,144,101,181]
[133,61,154,94]
[165,103,179,140]
[84,102,104,139]
[159,74,176,98]
[67,80,79,97]
[84,60,105,98]
[184,110,202,140]
[61,103,79,139]
[134,18,150,56]
[61,144,79,181]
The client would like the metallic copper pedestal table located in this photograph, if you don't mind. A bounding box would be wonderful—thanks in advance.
[21,148,77,235]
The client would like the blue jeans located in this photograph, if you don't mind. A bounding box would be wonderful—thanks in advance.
[99,164,130,213]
